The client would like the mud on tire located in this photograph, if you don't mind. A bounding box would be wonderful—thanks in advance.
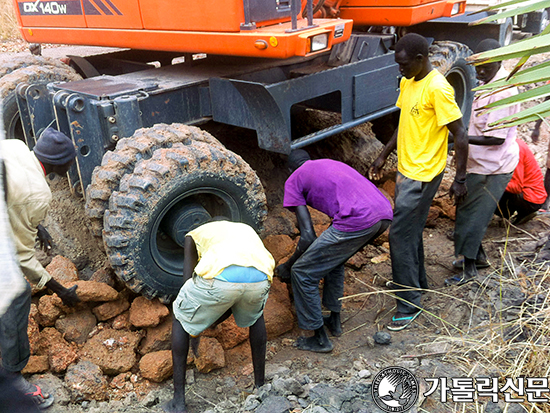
[102,131,267,302]
[85,123,224,238]
[429,41,477,127]
[0,64,81,141]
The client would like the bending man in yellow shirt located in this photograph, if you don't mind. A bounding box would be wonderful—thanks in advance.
[163,219,275,413]
[369,34,469,331]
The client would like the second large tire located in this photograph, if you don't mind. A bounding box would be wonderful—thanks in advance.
[0,65,81,141]
[429,41,477,127]
[102,131,267,303]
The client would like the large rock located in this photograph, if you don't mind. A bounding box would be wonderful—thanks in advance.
[129,297,169,328]
[46,255,79,284]
[139,350,173,383]
[264,279,294,339]
[93,297,130,321]
[261,205,298,237]
[65,281,119,302]
[89,265,117,288]
[203,316,249,350]
[22,355,49,374]
[139,317,172,355]
[255,395,292,413]
[30,373,71,406]
[37,294,64,326]
[65,360,109,401]
[81,328,141,375]
[37,328,78,373]
[194,337,225,373]
[263,235,296,264]
[55,309,97,344]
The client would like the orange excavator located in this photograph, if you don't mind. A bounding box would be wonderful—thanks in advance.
[5,0,483,301]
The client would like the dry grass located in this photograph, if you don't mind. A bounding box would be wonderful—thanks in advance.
[0,0,21,40]
[343,226,550,411]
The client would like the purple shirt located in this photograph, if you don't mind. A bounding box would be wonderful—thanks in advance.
[283,159,393,232]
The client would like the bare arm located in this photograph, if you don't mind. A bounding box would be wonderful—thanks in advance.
[447,118,468,204]
[276,205,316,280]
[369,128,398,181]
[468,135,504,146]
[182,235,198,283]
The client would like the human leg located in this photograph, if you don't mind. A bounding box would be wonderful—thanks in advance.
[455,174,512,260]
[390,173,442,315]
[248,315,266,388]
[292,222,388,330]
[162,319,189,413]
[0,281,32,373]
[0,370,40,413]
[451,174,511,286]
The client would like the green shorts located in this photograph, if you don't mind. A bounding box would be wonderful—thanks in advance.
[173,275,271,337]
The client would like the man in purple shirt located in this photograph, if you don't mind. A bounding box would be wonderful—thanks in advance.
[277,150,393,353]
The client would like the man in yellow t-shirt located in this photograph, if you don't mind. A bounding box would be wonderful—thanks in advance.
[163,219,275,413]
[369,33,469,331]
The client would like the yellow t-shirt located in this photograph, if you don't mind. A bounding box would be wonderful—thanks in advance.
[187,221,274,282]
[396,69,463,182]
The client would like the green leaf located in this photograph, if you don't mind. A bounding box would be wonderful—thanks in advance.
[471,1,550,24]
[470,0,550,14]
[486,100,550,129]
[474,65,550,91]
[468,34,550,64]
[477,84,550,115]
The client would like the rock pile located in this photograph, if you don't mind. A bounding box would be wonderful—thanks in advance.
[22,255,295,403]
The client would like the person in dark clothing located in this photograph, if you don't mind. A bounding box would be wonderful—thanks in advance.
[277,150,392,352]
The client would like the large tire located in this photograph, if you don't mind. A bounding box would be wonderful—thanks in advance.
[429,41,477,127]
[85,123,224,238]
[0,65,81,141]
[102,126,267,302]
[0,55,68,79]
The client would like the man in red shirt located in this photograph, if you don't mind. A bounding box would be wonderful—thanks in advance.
[496,139,547,224]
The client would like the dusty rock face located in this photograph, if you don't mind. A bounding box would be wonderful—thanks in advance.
[261,205,298,238]
[129,297,169,328]
[203,317,249,350]
[55,309,97,344]
[263,234,296,264]
[37,294,64,326]
[381,179,396,199]
[65,360,109,401]
[46,255,79,283]
[264,279,294,339]
[28,306,41,355]
[37,328,78,373]
[22,355,49,374]
[81,328,141,375]
[89,265,117,287]
[93,297,130,321]
[139,350,173,382]
[139,317,172,355]
[65,281,119,302]
[194,337,225,373]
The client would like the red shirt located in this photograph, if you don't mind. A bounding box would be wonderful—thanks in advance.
[506,139,547,204]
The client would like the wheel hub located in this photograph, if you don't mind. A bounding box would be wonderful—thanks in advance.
[162,202,211,247]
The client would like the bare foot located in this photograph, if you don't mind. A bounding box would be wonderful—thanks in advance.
[162,398,187,413]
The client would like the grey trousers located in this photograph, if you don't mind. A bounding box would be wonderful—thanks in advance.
[0,280,31,373]
[291,220,391,330]
[389,172,443,314]
[455,172,512,259]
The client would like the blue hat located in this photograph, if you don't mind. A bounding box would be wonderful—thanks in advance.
[33,128,76,165]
